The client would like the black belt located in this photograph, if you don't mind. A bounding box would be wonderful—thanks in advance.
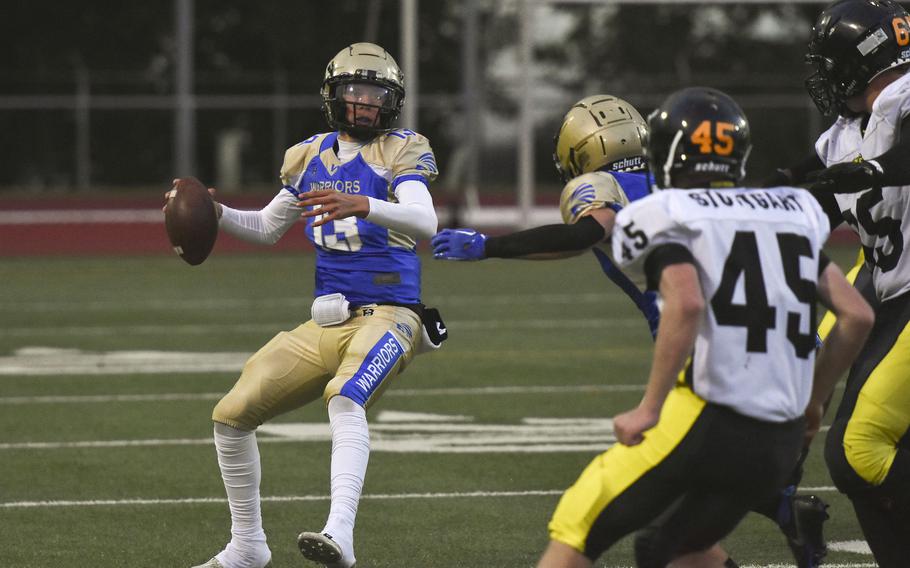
[351,302,423,316]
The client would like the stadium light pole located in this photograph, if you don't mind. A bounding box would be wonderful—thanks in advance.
[174,0,196,177]
[75,64,91,190]
[400,0,418,131]
[460,0,481,223]
[517,0,535,229]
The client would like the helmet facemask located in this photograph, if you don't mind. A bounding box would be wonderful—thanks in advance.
[551,142,573,184]
[320,42,406,139]
[805,38,891,117]
[805,54,854,116]
[804,0,910,117]
[324,80,403,139]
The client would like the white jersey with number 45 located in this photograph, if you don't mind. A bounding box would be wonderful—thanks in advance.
[612,187,830,422]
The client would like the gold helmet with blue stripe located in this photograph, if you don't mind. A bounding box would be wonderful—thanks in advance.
[321,42,405,138]
[553,95,648,183]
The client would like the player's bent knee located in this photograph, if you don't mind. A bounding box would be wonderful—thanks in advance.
[213,420,253,436]
[824,417,893,493]
[843,421,896,486]
[212,389,263,431]
[327,393,362,413]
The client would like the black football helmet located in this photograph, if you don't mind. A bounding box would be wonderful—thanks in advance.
[806,0,910,116]
[646,87,751,189]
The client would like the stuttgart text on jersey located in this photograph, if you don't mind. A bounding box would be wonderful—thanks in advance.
[686,189,805,212]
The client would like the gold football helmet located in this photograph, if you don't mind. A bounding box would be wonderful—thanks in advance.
[321,42,405,137]
[553,95,648,182]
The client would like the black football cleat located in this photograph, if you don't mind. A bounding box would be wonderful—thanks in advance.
[781,494,830,568]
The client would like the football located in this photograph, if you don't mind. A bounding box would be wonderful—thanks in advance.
[164,177,218,266]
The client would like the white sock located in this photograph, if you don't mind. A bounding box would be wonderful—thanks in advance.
[322,395,370,563]
[213,422,271,568]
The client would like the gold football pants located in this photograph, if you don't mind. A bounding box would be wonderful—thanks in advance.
[213,305,422,430]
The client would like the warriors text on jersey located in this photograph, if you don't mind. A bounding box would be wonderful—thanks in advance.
[612,187,831,422]
[281,129,438,305]
[816,71,910,302]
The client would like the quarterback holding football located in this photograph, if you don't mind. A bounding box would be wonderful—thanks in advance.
[167,42,444,568]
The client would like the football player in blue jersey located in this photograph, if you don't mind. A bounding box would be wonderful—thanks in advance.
[433,95,660,337]
[173,43,444,568]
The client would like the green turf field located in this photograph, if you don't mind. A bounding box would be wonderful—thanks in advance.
[0,246,875,567]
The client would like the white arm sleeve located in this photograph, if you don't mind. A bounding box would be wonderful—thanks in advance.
[365,179,438,240]
[218,190,300,245]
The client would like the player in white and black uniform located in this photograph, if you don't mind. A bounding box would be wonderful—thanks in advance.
[763,2,910,565]
[434,94,831,568]
[537,88,874,568]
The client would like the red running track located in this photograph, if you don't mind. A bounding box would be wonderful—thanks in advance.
[0,194,858,257]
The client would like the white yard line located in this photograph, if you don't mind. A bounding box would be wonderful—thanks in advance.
[0,438,218,449]
[0,490,872,568]
[0,384,647,404]
[0,345,649,376]
[0,427,832,452]
[3,487,872,568]
[0,489,561,509]
[0,487,843,509]
[0,423,619,452]
[0,382,846,404]
[0,317,647,338]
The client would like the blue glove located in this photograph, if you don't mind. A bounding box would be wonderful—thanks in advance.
[432,228,487,260]
[591,247,661,338]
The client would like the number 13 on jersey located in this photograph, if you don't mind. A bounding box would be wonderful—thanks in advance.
[312,216,363,252]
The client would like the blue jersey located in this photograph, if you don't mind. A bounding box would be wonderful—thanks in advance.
[609,171,651,206]
[281,130,438,305]
[558,169,659,337]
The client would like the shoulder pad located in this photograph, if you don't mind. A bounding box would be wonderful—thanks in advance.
[612,192,688,270]
[559,172,627,224]
[372,129,438,182]
[794,187,832,243]
[873,70,910,120]
[280,133,331,188]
